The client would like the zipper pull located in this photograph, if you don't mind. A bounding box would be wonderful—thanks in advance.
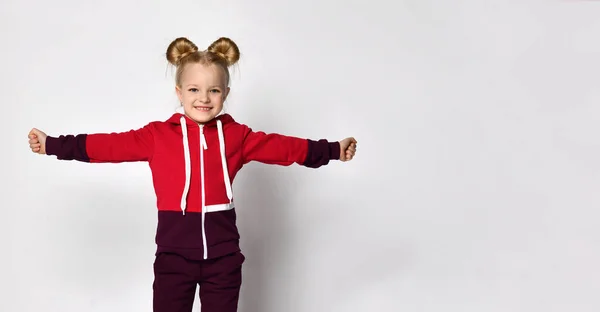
[200,126,208,150]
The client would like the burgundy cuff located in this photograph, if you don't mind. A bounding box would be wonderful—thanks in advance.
[329,141,340,160]
[45,136,59,156]
[303,139,339,168]
[44,134,89,161]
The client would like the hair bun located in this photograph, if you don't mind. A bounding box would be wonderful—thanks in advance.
[207,37,240,66]
[166,37,199,65]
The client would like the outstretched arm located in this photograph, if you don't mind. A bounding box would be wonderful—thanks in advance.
[28,124,155,163]
[241,126,357,168]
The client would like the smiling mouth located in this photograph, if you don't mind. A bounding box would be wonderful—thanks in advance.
[194,106,212,111]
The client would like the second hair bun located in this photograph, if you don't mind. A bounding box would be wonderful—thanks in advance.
[207,37,240,66]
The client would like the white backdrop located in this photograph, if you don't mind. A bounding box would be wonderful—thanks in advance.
[2,0,600,311]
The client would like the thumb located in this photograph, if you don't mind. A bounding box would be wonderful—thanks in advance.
[29,128,47,139]
[29,128,41,137]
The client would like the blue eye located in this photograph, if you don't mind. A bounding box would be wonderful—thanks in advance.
[210,89,221,93]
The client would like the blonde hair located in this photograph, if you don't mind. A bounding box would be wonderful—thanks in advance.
[166,37,240,87]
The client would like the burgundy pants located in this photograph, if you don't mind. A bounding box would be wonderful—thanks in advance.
[152,251,245,312]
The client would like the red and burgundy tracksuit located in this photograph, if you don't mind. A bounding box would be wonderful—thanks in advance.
[45,112,340,312]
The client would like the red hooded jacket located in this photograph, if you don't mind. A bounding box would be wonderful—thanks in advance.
[45,113,340,260]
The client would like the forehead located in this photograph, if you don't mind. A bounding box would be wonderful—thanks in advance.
[181,63,226,86]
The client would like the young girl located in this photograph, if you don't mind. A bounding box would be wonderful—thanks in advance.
[27,36,357,312]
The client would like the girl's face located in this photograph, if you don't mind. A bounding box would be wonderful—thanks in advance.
[176,63,230,124]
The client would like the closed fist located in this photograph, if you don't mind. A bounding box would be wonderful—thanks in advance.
[339,137,357,162]
[28,128,47,154]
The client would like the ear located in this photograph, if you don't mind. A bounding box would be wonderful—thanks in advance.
[175,86,183,103]
[223,87,230,101]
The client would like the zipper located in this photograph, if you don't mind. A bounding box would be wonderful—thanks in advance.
[199,124,208,260]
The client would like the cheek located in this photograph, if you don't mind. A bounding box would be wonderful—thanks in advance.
[181,94,194,104]
[211,93,224,103]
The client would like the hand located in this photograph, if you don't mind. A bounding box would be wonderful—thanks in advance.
[339,137,357,162]
[28,128,48,154]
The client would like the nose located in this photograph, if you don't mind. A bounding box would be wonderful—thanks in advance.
[197,92,210,103]
[202,93,210,103]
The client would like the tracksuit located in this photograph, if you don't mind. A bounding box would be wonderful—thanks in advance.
[45,112,340,311]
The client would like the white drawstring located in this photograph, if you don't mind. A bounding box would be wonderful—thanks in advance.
[180,116,191,215]
[217,120,233,202]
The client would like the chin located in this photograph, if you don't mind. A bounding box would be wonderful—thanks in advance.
[186,109,218,124]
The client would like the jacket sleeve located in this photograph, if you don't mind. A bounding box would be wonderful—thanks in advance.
[45,123,155,163]
[241,126,340,168]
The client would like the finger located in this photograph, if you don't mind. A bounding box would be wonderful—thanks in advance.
[29,138,39,144]
[30,143,41,148]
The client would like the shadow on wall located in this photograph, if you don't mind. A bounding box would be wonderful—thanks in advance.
[235,163,292,312]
